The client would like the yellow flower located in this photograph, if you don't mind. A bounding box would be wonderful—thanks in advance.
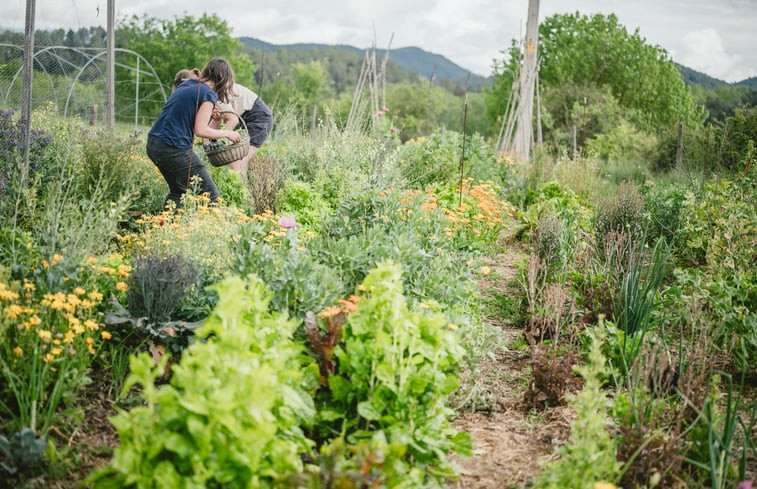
[117,264,132,278]
[12,346,23,357]
[481,266,491,276]
[51,254,63,265]
[26,315,41,326]
[357,283,367,292]
[84,319,99,331]
[594,484,618,489]
[88,291,103,301]
[67,294,81,306]
[101,331,112,340]
[38,329,52,341]
[42,259,49,270]
[73,287,86,296]
[63,331,75,344]
[116,282,129,292]
[51,347,63,356]
[447,323,459,331]
[86,257,98,264]
[23,282,36,292]
[4,304,23,320]
[43,353,55,363]
[80,299,94,309]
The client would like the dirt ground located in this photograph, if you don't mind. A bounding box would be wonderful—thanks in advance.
[449,247,574,489]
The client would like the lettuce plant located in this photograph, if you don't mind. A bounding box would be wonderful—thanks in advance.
[89,275,317,488]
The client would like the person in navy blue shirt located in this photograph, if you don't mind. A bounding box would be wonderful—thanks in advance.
[147,58,240,208]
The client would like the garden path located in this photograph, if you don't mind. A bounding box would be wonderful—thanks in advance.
[450,246,572,489]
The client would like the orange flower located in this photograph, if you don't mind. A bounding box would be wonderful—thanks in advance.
[338,299,358,314]
[101,331,112,340]
[318,306,343,319]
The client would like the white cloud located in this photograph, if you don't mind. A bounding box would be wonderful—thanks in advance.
[4,0,756,81]
[679,28,756,82]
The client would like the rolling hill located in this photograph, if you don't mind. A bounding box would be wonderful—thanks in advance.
[238,37,491,90]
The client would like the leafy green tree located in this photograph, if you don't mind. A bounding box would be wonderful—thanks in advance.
[487,12,706,134]
[116,14,254,120]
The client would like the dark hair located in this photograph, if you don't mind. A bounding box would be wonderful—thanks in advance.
[172,68,200,90]
[200,58,234,103]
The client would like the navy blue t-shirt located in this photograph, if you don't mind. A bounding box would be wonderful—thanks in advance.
[148,79,218,149]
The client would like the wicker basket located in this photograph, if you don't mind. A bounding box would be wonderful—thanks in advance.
[202,111,250,167]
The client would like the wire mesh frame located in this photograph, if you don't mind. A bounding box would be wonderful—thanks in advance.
[0,44,166,127]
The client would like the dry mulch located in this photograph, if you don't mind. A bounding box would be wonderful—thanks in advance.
[450,245,575,489]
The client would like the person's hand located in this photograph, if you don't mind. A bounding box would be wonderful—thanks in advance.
[226,130,241,143]
[211,107,222,121]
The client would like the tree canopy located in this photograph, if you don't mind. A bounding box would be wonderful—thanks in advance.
[487,12,706,133]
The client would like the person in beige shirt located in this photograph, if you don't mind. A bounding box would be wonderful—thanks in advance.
[214,83,273,179]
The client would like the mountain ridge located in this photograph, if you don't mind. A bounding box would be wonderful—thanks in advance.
[238,37,491,90]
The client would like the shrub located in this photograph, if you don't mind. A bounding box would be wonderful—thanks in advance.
[126,254,198,323]
[593,180,644,252]
[278,180,331,230]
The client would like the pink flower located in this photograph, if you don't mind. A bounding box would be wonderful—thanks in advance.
[391,127,398,133]
[278,216,296,229]
[382,106,389,113]
[738,481,753,489]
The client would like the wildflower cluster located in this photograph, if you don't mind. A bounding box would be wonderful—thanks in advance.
[126,194,256,318]
[0,270,111,432]
[435,179,515,249]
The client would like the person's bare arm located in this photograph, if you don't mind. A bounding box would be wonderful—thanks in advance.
[194,101,240,141]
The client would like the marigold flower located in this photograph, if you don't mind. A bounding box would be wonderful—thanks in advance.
[594,484,618,489]
[64,331,75,343]
[116,282,129,292]
[447,323,459,331]
[84,319,99,331]
[51,347,63,356]
[12,346,23,357]
[88,291,103,301]
[101,331,112,340]
[23,282,36,291]
[43,353,55,363]
[38,329,52,341]
[338,299,358,314]
[318,306,343,319]
[73,287,86,296]
[67,294,81,306]
[357,283,367,292]
[51,254,63,265]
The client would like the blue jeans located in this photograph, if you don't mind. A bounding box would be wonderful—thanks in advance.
[146,136,219,208]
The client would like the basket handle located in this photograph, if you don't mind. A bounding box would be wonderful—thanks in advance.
[210,108,248,136]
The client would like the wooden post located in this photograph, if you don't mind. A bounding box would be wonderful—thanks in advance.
[90,104,98,126]
[571,123,577,160]
[512,0,539,160]
[21,0,36,185]
[104,0,115,128]
[675,123,684,169]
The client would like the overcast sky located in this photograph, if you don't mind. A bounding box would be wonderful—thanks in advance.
[6,0,757,82]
